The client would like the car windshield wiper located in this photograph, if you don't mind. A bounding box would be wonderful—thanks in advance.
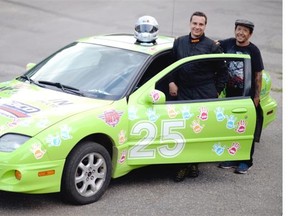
[18,75,45,87]
[38,80,84,96]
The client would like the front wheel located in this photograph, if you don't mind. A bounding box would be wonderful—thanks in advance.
[61,141,112,205]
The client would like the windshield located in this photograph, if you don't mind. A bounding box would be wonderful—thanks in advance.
[26,42,148,100]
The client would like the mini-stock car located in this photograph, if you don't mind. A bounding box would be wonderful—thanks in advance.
[0,34,277,205]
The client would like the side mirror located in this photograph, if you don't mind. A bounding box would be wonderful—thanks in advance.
[26,63,36,71]
[145,89,166,104]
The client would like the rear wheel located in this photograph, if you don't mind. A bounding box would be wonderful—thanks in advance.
[61,141,112,205]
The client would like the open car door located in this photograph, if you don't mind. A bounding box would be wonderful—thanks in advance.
[126,54,261,165]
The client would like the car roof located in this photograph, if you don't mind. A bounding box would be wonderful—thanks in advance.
[77,33,175,55]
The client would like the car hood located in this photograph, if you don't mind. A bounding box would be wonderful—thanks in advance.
[0,80,113,136]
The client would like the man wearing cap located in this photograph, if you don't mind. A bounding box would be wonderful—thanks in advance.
[217,19,264,174]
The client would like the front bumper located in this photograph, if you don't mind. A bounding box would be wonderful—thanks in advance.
[0,159,65,194]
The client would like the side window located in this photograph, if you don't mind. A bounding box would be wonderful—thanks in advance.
[225,60,245,97]
[156,57,246,102]
[137,51,174,88]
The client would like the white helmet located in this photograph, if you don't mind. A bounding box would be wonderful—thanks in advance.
[134,15,159,43]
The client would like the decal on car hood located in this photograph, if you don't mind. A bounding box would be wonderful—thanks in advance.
[0,80,112,136]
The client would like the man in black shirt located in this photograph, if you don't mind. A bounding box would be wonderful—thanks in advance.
[169,11,228,182]
[169,12,227,100]
[217,19,264,174]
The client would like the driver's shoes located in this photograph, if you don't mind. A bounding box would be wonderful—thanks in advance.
[174,166,189,182]
[173,164,199,182]
[187,164,199,178]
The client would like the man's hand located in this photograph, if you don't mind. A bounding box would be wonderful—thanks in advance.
[169,82,178,97]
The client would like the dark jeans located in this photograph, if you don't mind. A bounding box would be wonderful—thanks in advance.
[242,105,262,168]
[242,141,255,167]
[238,104,262,168]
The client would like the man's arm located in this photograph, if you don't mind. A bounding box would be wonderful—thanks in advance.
[254,71,262,107]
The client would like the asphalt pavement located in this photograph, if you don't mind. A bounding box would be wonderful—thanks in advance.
[0,0,283,215]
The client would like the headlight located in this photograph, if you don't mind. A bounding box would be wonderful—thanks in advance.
[0,134,30,152]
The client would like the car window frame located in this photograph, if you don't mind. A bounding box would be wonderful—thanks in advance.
[151,53,252,104]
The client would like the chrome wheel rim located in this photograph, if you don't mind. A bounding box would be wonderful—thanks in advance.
[75,152,107,197]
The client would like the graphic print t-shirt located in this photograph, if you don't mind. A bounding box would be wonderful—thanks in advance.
[219,38,264,95]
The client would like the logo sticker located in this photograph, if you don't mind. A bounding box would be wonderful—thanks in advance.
[118,150,127,164]
[150,90,161,103]
[181,106,194,120]
[118,130,127,144]
[60,125,72,140]
[0,101,40,118]
[46,134,62,147]
[214,107,225,122]
[235,120,247,133]
[128,106,138,120]
[167,105,178,118]
[191,120,204,133]
[99,109,124,127]
[146,108,159,122]
[198,107,208,121]
[228,142,240,155]
[212,143,226,156]
[226,115,237,129]
[31,144,46,159]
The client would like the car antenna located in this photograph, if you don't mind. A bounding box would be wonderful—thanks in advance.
[171,0,175,36]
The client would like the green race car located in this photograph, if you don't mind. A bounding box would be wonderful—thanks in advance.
[0,34,277,205]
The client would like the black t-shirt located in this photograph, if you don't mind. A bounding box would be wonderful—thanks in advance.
[219,38,264,97]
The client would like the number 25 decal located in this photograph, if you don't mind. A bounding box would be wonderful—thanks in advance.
[128,120,186,159]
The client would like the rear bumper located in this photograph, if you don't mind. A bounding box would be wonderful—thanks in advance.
[261,96,277,128]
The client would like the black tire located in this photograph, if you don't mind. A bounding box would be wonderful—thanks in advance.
[61,141,112,205]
